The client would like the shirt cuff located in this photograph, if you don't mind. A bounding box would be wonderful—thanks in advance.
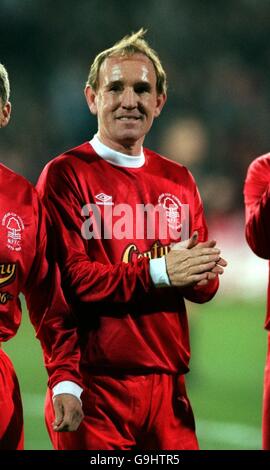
[149,257,170,287]
[52,381,83,403]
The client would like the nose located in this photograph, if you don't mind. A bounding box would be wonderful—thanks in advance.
[121,87,137,109]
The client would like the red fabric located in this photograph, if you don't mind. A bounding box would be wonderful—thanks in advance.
[45,372,198,450]
[244,155,270,448]
[0,163,83,390]
[244,154,270,329]
[0,349,23,449]
[263,333,270,449]
[37,142,218,375]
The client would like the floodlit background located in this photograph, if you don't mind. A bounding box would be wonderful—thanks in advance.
[1,0,270,449]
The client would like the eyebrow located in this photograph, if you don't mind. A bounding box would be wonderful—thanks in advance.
[105,80,123,89]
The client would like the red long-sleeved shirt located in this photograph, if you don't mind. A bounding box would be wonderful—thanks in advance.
[37,141,219,375]
[0,163,82,388]
[244,154,270,330]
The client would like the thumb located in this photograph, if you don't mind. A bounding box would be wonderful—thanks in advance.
[186,231,199,249]
[171,231,198,251]
[53,398,64,427]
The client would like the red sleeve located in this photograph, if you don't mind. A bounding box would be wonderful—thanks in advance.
[36,163,152,305]
[182,170,219,303]
[244,154,270,259]
[23,191,83,389]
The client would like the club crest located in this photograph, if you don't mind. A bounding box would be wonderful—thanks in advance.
[2,212,24,251]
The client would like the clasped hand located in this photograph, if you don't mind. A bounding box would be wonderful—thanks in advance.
[165,231,227,287]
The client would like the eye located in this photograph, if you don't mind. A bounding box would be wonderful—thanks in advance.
[108,83,123,92]
[134,83,151,94]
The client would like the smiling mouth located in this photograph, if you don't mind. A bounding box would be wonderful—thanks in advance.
[116,116,142,121]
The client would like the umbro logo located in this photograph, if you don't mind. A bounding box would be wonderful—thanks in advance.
[95,193,114,205]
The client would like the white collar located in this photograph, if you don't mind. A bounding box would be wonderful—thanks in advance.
[90,134,145,168]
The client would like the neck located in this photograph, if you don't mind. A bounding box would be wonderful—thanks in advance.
[97,132,143,156]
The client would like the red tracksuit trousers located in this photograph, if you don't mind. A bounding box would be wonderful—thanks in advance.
[0,349,24,450]
[45,372,198,450]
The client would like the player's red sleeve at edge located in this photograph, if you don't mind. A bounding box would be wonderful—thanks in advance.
[244,154,270,260]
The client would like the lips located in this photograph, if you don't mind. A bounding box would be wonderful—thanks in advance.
[116,115,142,120]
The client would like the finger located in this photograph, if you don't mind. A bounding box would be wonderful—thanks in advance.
[188,272,209,283]
[196,239,216,249]
[191,273,208,286]
[55,415,76,432]
[193,269,219,285]
[209,258,227,272]
[196,279,209,286]
[189,261,217,274]
[54,413,83,432]
[53,420,69,432]
[190,247,220,257]
[211,265,224,275]
[170,248,220,263]
[216,257,227,267]
[171,231,198,251]
[188,253,221,267]
[53,408,75,431]
[172,271,209,287]
[53,404,84,432]
[206,271,218,280]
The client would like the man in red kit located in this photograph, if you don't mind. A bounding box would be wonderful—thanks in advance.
[0,63,83,449]
[37,30,227,450]
[244,155,270,450]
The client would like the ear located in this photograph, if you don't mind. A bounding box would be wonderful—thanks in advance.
[0,101,11,128]
[154,93,167,118]
[84,85,98,115]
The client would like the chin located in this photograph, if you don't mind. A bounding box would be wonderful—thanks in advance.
[121,135,143,147]
[115,130,138,140]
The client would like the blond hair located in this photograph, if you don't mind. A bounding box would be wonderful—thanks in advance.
[0,63,10,105]
[87,28,167,95]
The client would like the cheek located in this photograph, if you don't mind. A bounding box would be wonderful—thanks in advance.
[99,96,116,115]
[144,96,158,114]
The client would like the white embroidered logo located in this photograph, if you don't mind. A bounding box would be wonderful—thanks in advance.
[95,193,114,205]
[2,212,24,251]
[158,193,182,230]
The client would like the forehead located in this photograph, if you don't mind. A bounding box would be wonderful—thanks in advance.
[99,53,157,85]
